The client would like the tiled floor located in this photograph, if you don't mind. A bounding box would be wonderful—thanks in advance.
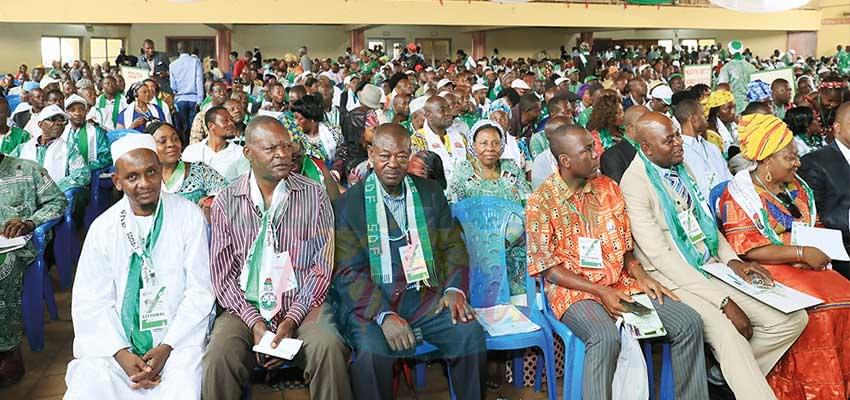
[0,272,552,400]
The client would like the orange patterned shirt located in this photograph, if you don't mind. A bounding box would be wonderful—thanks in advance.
[526,173,640,318]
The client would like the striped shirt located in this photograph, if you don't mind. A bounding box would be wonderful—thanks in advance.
[210,172,334,330]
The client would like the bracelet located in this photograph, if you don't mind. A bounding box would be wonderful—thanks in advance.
[719,296,730,310]
[796,246,803,262]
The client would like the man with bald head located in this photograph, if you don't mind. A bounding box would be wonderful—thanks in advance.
[390,93,410,125]
[527,125,707,399]
[531,116,572,189]
[620,112,807,399]
[529,96,575,158]
[204,116,352,400]
[332,123,486,400]
[600,104,648,183]
[800,102,850,278]
[65,134,214,399]
[411,96,467,182]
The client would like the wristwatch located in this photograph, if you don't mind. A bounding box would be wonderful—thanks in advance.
[719,296,730,310]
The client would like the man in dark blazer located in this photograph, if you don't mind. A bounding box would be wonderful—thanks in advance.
[136,39,170,73]
[331,123,486,400]
[600,105,647,183]
[799,102,850,279]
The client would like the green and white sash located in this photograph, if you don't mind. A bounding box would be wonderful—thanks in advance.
[638,151,718,275]
[119,199,165,356]
[162,161,186,194]
[727,170,816,246]
[240,178,294,321]
[97,93,123,126]
[364,174,437,286]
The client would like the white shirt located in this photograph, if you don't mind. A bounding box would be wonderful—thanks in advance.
[682,134,733,199]
[531,149,558,190]
[182,138,250,182]
[420,120,467,183]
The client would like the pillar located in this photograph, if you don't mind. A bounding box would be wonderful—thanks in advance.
[351,29,365,56]
[579,32,594,49]
[472,31,486,60]
[215,27,232,72]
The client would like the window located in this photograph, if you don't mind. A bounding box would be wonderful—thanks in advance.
[91,38,124,66]
[41,37,80,66]
[657,40,673,52]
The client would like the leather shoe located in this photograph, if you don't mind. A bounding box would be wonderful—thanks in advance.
[0,347,25,387]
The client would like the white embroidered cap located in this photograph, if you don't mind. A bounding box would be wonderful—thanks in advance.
[111,134,158,166]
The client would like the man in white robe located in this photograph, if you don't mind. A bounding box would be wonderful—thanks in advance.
[64,134,215,400]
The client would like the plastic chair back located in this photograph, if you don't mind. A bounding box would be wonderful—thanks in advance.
[6,94,21,112]
[107,129,138,145]
[22,218,61,351]
[708,180,730,221]
[451,196,523,308]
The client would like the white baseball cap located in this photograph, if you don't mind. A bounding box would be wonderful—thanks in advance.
[554,77,570,86]
[64,94,87,109]
[511,79,530,90]
[649,84,673,105]
[37,104,70,123]
[471,83,488,93]
[437,78,453,89]
[409,96,429,114]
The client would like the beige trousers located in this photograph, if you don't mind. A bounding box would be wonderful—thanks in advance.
[202,304,353,400]
[664,274,808,400]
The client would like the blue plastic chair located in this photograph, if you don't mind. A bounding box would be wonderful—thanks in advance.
[708,180,730,221]
[452,196,558,399]
[22,217,61,351]
[83,167,110,228]
[540,277,676,400]
[54,188,82,289]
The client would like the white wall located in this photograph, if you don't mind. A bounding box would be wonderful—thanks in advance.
[0,23,129,72]
[593,29,789,56]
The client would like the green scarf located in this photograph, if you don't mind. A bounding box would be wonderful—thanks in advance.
[598,128,615,150]
[163,161,186,191]
[120,201,165,356]
[637,151,718,274]
[244,209,271,311]
[364,174,437,286]
[98,93,122,125]
[35,146,46,166]
[75,125,88,164]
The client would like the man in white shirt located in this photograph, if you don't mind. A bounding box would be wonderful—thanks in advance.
[182,106,250,182]
[676,99,732,199]
[13,105,90,191]
[64,94,112,172]
[531,116,571,189]
[410,96,467,183]
[93,76,127,132]
[64,134,215,399]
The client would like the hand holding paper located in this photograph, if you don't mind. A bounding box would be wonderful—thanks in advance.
[252,331,303,361]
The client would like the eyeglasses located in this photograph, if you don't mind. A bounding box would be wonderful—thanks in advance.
[45,117,67,124]
[776,191,803,219]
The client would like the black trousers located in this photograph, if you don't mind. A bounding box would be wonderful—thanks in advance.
[347,288,487,400]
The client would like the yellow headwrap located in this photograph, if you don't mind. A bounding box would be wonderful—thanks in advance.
[700,90,735,117]
[738,113,793,161]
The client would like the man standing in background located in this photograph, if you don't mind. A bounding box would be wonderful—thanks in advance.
[170,41,205,142]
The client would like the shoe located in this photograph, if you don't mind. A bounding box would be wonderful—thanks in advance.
[0,347,25,387]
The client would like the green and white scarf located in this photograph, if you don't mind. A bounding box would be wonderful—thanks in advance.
[97,93,122,125]
[638,151,718,275]
[364,174,437,286]
[120,200,164,356]
[727,170,816,246]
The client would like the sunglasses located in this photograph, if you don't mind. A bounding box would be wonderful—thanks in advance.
[776,191,803,219]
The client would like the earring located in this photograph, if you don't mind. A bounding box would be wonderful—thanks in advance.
[765,168,773,183]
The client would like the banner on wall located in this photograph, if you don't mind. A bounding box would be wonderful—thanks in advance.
[120,67,149,87]
[683,64,712,88]
[750,67,796,98]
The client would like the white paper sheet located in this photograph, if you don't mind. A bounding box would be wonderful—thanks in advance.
[791,225,850,261]
[0,235,27,254]
[702,263,823,314]
[251,331,303,360]
[474,304,540,337]
[621,294,667,339]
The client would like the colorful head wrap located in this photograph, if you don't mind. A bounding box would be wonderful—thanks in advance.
[700,90,735,117]
[488,98,512,118]
[738,113,793,161]
[467,119,506,158]
[746,80,772,103]
[819,80,848,91]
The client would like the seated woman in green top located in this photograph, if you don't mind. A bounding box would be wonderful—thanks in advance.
[448,119,531,299]
[144,121,228,218]
[447,119,531,205]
